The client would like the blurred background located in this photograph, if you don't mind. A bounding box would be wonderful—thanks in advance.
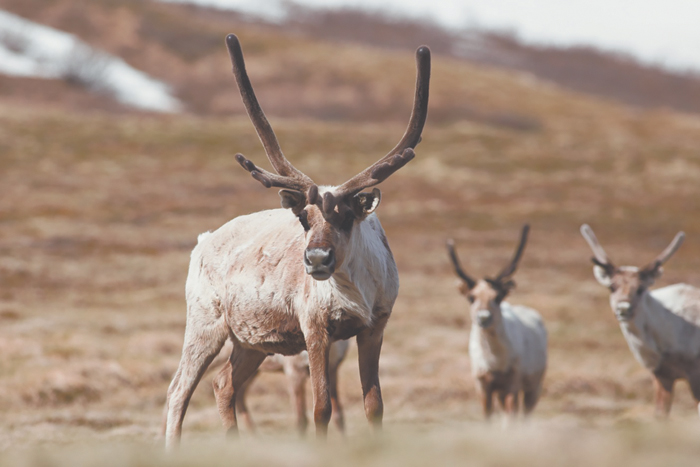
[1,0,700,464]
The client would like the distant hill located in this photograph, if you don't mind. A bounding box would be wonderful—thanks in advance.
[279,5,700,116]
[0,0,699,121]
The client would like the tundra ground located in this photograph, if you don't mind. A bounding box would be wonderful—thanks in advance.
[2,38,700,464]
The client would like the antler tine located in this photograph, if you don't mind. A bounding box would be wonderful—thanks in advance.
[235,154,311,192]
[334,46,431,198]
[495,224,530,281]
[580,224,613,267]
[645,231,685,271]
[446,239,476,289]
[225,34,314,189]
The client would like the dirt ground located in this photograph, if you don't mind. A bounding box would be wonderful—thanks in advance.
[2,35,700,464]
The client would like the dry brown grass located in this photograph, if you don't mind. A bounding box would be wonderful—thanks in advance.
[2,17,700,464]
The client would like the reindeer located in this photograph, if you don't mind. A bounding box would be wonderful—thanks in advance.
[580,224,700,418]
[446,225,547,419]
[163,34,430,448]
[219,340,349,435]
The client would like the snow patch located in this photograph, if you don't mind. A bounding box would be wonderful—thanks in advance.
[0,9,182,112]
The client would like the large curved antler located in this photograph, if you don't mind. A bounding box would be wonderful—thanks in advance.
[642,231,685,273]
[580,224,614,269]
[334,46,431,199]
[446,239,477,289]
[494,224,530,281]
[226,34,315,193]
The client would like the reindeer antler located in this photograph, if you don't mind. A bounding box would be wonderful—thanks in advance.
[226,34,315,194]
[334,46,431,199]
[580,224,614,269]
[642,231,685,273]
[494,224,530,281]
[446,239,476,289]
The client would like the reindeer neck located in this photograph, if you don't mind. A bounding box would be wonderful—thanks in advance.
[617,292,663,371]
[303,214,396,328]
[470,311,513,369]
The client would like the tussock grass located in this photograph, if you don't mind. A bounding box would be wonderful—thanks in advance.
[2,423,700,467]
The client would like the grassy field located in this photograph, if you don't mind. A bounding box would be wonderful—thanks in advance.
[2,24,700,464]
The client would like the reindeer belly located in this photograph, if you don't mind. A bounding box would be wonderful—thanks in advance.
[228,310,307,356]
[478,368,516,392]
[655,354,700,381]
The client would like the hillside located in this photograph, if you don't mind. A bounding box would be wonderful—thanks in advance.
[2,1,700,464]
[2,0,700,120]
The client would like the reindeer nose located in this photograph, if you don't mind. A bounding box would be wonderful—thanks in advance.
[304,248,335,280]
[615,301,632,320]
[476,310,493,328]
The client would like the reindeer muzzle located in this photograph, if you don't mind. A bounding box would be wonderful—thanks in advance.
[615,301,633,321]
[304,248,335,280]
[476,310,493,328]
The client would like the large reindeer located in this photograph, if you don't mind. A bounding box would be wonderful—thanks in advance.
[581,224,700,418]
[220,340,349,435]
[447,225,547,419]
[163,35,430,447]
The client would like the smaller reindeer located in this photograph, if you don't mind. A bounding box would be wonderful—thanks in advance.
[213,340,349,435]
[581,224,700,418]
[447,225,547,419]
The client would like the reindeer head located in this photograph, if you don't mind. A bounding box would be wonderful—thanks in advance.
[225,35,430,280]
[580,224,685,321]
[446,225,530,329]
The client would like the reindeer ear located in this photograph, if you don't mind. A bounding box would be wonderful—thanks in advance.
[495,280,515,303]
[641,266,663,283]
[351,188,381,219]
[458,280,470,296]
[593,265,613,287]
[279,189,306,214]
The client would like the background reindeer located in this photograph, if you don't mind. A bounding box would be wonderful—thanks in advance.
[447,225,547,419]
[163,34,430,447]
[581,224,700,418]
[214,340,349,435]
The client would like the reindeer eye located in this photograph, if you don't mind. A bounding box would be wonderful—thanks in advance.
[636,288,645,296]
[609,284,618,292]
[467,296,475,304]
[298,211,310,232]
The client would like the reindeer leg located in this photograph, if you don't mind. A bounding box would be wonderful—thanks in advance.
[685,369,700,419]
[283,356,309,436]
[481,387,494,420]
[303,324,332,438]
[511,391,520,415]
[356,316,389,429]
[212,341,267,436]
[164,322,227,449]
[477,375,494,420]
[523,388,540,415]
[234,368,259,432]
[652,374,674,419]
[329,359,345,433]
[494,389,517,429]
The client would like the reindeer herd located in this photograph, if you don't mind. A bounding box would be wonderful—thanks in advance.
[162,35,700,447]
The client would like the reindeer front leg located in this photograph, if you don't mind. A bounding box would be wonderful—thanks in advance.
[356,316,389,429]
[304,326,332,438]
[652,373,674,418]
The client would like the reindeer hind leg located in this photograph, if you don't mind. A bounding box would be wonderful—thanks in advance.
[164,324,227,449]
[212,341,267,436]
[283,355,310,436]
[329,361,345,433]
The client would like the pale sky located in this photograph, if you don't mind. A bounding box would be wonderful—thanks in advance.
[162,0,700,73]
